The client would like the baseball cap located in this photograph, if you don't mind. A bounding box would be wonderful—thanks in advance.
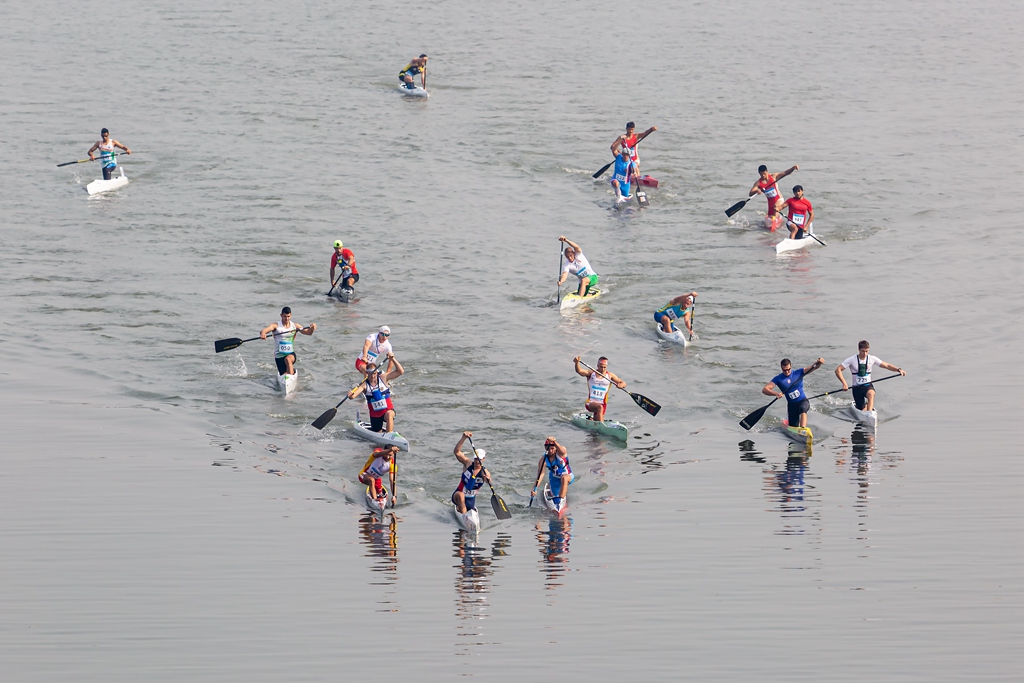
[379,325,391,335]
[333,240,343,248]
[473,449,487,459]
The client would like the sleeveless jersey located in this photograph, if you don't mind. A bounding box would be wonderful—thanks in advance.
[622,133,639,161]
[98,139,117,168]
[587,372,611,405]
[757,176,780,204]
[274,322,298,358]
[456,466,486,498]
[656,301,692,320]
[361,455,395,479]
[544,453,572,478]
[364,375,393,417]
[562,252,595,280]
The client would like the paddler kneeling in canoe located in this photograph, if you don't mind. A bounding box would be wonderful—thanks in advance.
[655,291,698,337]
[574,355,626,422]
[558,236,600,298]
[348,353,404,433]
[359,445,398,507]
[451,431,491,516]
[609,146,636,203]
[779,185,814,240]
[531,437,573,509]
[260,306,316,377]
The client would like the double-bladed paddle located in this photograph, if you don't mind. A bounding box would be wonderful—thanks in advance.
[468,436,512,520]
[580,360,661,416]
[739,373,904,430]
[214,326,310,353]
[311,377,372,430]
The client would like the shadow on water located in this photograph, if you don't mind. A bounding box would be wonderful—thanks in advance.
[451,531,512,654]
[358,512,400,612]
[535,516,573,599]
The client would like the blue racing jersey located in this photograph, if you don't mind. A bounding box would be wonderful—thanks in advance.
[771,367,807,403]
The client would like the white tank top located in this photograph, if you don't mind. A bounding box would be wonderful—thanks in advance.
[588,372,611,402]
[275,322,297,357]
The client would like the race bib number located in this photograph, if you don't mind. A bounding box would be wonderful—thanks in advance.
[764,186,778,198]
[854,375,871,386]
[787,389,801,400]
[370,396,388,411]
[366,350,379,363]
[278,341,293,355]
[589,387,608,401]
[792,213,806,226]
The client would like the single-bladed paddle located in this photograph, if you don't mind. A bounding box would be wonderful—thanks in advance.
[468,436,512,520]
[580,360,661,416]
[311,377,372,429]
[56,152,131,168]
[214,326,310,353]
[739,373,903,430]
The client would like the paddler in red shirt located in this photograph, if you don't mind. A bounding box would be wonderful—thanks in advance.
[749,164,798,230]
[611,121,657,176]
[779,185,815,240]
[329,240,359,295]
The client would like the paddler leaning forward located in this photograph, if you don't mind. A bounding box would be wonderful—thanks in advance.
[359,445,398,507]
[779,185,814,240]
[574,355,626,422]
[451,431,490,516]
[87,128,131,180]
[356,325,394,373]
[834,340,906,411]
[349,353,404,433]
[762,356,825,429]
[749,163,798,230]
[531,437,573,509]
[655,291,698,337]
[259,306,316,376]
[557,236,600,298]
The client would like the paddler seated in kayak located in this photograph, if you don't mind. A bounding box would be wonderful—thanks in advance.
[330,240,359,295]
[349,353,404,433]
[834,341,906,412]
[87,128,131,181]
[356,326,394,373]
[655,291,698,336]
[609,147,636,202]
[259,307,316,377]
[359,445,398,507]
[399,54,428,89]
[749,164,798,230]
[531,437,573,509]
[611,121,656,176]
[451,431,491,516]
[779,185,814,240]
[574,355,626,422]
[763,357,825,429]
[557,236,600,297]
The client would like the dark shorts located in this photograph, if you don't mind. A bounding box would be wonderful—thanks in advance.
[451,492,477,510]
[346,272,360,284]
[102,165,115,180]
[852,384,872,409]
[370,411,394,432]
[275,353,295,375]
[787,398,810,426]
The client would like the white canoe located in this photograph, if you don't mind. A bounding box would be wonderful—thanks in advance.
[655,322,690,346]
[330,287,353,303]
[351,414,410,451]
[365,483,389,514]
[542,484,568,516]
[86,167,129,195]
[780,420,814,447]
[571,412,628,442]
[775,225,821,254]
[276,370,297,395]
[399,84,429,98]
[847,405,878,432]
[560,289,601,311]
[454,507,480,533]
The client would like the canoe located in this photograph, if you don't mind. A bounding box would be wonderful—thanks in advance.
[276,370,298,395]
[86,167,129,195]
[780,420,813,447]
[542,484,568,516]
[775,225,821,254]
[560,288,601,311]
[638,175,659,188]
[330,287,353,303]
[571,411,628,442]
[454,507,480,533]
[655,322,690,346]
[352,413,410,451]
[846,405,878,432]
[762,214,784,232]
[365,483,389,514]
[399,84,429,98]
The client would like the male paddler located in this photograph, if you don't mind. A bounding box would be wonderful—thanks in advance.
[87,128,131,180]
[835,341,906,411]
[259,307,316,376]
[359,445,398,507]
[329,240,358,295]
[574,355,626,422]
[557,236,600,297]
[749,164,798,230]
[779,185,814,240]
[451,431,491,517]
[349,353,404,433]
[611,121,657,176]
[399,54,428,89]
[531,437,573,509]
[655,291,698,336]
[609,147,636,202]
[356,326,394,373]
[762,357,825,429]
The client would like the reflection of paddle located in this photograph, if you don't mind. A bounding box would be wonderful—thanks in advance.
[740,374,903,430]
[468,436,512,519]
[214,326,309,353]
[580,360,661,416]
[311,378,371,429]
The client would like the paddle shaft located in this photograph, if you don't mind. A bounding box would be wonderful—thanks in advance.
[805,373,902,401]
[310,376,371,429]
[593,132,650,179]
[689,297,697,341]
[57,152,128,167]
[556,246,564,301]
[741,374,902,429]
[579,360,661,416]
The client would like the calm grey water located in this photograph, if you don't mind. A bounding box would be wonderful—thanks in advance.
[2,0,1022,680]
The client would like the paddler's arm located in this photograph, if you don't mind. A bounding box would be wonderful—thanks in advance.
[803,358,825,375]
[879,362,906,376]
[573,356,590,378]
[806,204,814,226]
[347,382,366,400]
[383,355,404,381]
[749,182,763,197]
[558,236,582,253]
[636,126,657,142]
[610,135,625,155]
[777,164,798,180]
[298,323,316,335]
[608,372,627,390]
[454,431,472,466]
[258,323,277,340]
[360,338,373,361]
[834,363,850,391]
[763,381,783,398]
[87,141,100,160]
[113,140,131,154]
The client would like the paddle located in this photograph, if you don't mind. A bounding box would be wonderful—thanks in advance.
[56,152,128,168]
[724,193,761,218]
[325,272,343,297]
[214,326,310,353]
[390,451,397,513]
[739,373,903,430]
[580,360,661,416]
[593,131,652,179]
[634,167,649,208]
[467,436,512,519]
[311,377,371,430]
[689,295,698,341]
[555,245,564,304]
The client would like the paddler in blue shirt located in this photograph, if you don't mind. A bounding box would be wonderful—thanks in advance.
[451,431,491,516]
[87,128,131,180]
[609,147,636,202]
[611,121,656,176]
[399,54,428,89]
[655,291,698,336]
[762,357,826,429]
[531,437,573,509]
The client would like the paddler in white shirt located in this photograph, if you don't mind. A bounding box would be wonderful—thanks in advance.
[834,340,906,411]
[87,128,131,181]
[259,307,316,377]
[573,355,626,422]
[356,326,394,373]
[557,236,600,297]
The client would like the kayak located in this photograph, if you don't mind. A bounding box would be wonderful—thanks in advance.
[655,322,690,346]
[638,175,659,188]
[276,370,298,395]
[365,483,389,514]
[453,506,480,533]
[398,84,428,98]
[352,412,410,451]
[775,225,821,254]
[846,405,878,432]
[780,420,813,447]
[571,411,628,442]
[560,288,601,311]
[543,484,568,516]
[86,167,129,195]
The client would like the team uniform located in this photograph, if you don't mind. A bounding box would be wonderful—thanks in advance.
[399,62,423,87]
[654,301,693,327]
[543,452,574,488]
[757,176,784,230]
[587,372,611,408]
[452,467,486,511]
[330,249,359,285]
[781,196,814,237]
[355,332,393,372]
[840,354,885,409]
[360,451,396,496]
[620,133,639,164]
[611,156,635,199]
[363,375,395,432]
[97,139,118,180]
[562,252,599,295]
[273,322,298,375]
[771,367,811,427]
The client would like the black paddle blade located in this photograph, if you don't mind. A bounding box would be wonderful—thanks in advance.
[724,198,749,217]
[631,393,661,416]
[739,404,770,430]
[491,494,512,520]
[311,408,338,430]
[636,189,649,208]
[593,161,613,179]
[214,338,243,353]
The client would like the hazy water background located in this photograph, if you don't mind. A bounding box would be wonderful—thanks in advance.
[2,0,1022,680]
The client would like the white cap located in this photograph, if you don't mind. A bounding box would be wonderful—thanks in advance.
[473,449,486,459]
[379,325,391,335]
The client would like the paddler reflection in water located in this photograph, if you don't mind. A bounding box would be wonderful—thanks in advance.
[451,431,491,516]
[259,307,316,376]
[349,353,404,433]
[573,355,626,422]
[531,437,573,509]
[779,185,815,240]
[359,445,398,507]
[557,236,600,297]
[763,357,825,429]
[834,340,906,411]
